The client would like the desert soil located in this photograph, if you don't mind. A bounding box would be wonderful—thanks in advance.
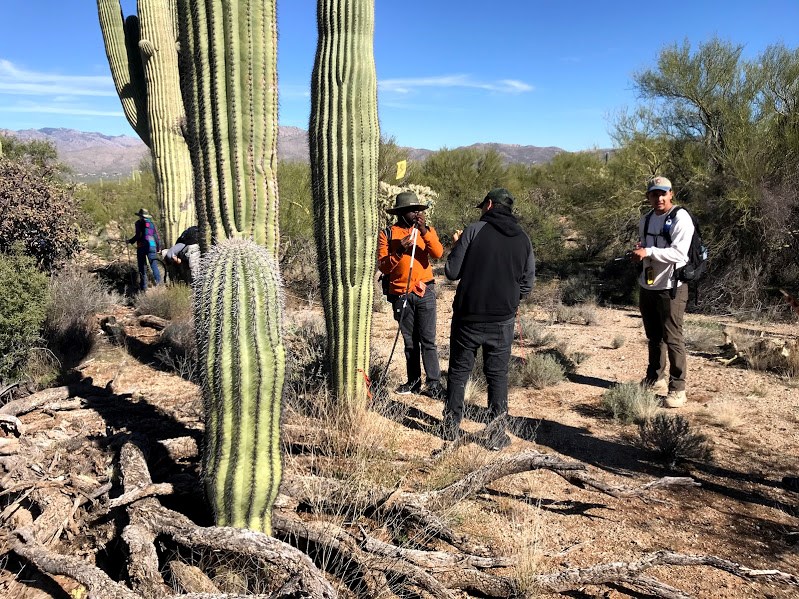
[2,277,798,599]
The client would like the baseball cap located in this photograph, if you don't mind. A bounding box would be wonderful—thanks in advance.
[475,188,515,209]
[646,176,672,193]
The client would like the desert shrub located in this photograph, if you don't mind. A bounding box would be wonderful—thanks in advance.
[280,238,320,305]
[684,321,723,353]
[78,163,158,231]
[0,252,49,381]
[284,315,329,410]
[638,413,713,466]
[509,354,565,389]
[551,301,598,326]
[135,283,192,320]
[601,383,660,424]
[560,274,596,305]
[157,317,197,382]
[516,316,554,347]
[45,264,119,364]
[0,156,83,268]
[611,334,626,349]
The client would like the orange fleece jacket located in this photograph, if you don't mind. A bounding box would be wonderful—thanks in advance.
[377,224,444,296]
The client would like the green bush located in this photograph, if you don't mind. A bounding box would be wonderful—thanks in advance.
[638,413,713,466]
[509,353,565,389]
[77,161,159,231]
[601,382,659,424]
[0,252,49,381]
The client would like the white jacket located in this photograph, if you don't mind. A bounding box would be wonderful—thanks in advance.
[638,206,694,291]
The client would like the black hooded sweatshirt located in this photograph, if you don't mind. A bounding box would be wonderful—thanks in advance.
[445,205,535,322]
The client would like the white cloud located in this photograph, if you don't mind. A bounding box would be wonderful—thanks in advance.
[379,74,533,94]
[0,59,115,97]
[0,104,123,117]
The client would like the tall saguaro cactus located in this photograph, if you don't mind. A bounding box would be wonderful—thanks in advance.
[310,0,380,407]
[97,0,195,245]
[176,0,283,534]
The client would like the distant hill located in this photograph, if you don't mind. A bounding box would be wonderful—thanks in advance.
[1,126,567,181]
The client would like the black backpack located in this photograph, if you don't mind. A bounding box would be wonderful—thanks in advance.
[644,206,708,283]
[378,225,392,298]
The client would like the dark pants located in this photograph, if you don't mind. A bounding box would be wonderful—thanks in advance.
[444,315,515,425]
[137,250,162,291]
[391,284,440,386]
[639,285,688,391]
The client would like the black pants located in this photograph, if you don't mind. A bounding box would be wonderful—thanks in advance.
[391,284,440,386]
[444,315,515,425]
[639,285,688,391]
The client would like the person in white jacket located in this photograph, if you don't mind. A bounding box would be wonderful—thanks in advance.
[629,176,694,408]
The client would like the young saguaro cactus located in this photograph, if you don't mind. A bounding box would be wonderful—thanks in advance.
[176,0,283,534]
[97,0,195,245]
[310,0,380,407]
[194,239,285,532]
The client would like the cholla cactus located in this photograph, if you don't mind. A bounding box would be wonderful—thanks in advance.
[177,0,283,533]
[377,182,438,229]
[310,0,380,407]
[97,0,195,245]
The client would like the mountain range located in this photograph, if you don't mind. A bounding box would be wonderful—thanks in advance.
[1,127,565,181]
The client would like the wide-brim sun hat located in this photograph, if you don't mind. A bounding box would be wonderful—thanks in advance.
[385,191,429,214]
[135,208,152,218]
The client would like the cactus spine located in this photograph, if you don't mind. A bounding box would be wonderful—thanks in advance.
[177,0,283,534]
[97,0,195,245]
[310,0,380,406]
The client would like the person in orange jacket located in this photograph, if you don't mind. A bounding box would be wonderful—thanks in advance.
[377,192,446,399]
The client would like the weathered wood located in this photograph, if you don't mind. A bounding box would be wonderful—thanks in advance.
[139,314,170,330]
[168,561,221,594]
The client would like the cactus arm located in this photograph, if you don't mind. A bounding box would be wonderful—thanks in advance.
[97,0,151,147]
[310,0,380,406]
[136,0,196,244]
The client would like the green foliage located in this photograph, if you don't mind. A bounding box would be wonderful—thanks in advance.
[77,167,158,233]
[0,252,49,381]
[0,134,64,171]
[509,353,565,389]
[0,155,83,268]
[278,161,313,243]
[601,383,660,424]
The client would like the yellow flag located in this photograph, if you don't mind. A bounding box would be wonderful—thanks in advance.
[395,160,407,180]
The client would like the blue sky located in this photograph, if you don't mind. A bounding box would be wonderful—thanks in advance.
[1,1,797,152]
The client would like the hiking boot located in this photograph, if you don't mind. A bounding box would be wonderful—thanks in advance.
[782,476,799,492]
[424,382,447,401]
[664,390,687,408]
[486,430,511,451]
[395,381,422,395]
[641,377,668,395]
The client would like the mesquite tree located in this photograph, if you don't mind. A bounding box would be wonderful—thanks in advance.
[310,0,380,407]
[97,0,195,245]
[177,0,284,534]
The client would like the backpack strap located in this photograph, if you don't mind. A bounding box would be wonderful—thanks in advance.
[661,206,683,245]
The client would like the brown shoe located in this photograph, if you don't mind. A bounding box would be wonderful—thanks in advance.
[641,377,668,395]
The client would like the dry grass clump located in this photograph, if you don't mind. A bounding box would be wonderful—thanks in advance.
[693,401,746,431]
[509,353,565,389]
[559,274,596,306]
[684,320,723,352]
[516,316,555,347]
[45,264,120,366]
[156,317,197,382]
[601,382,660,424]
[135,283,192,320]
[611,334,626,349]
[638,413,713,466]
[550,301,599,326]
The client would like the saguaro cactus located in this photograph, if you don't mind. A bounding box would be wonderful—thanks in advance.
[97,0,195,245]
[176,0,283,534]
[310,0,380,407]
[194,239,285,532]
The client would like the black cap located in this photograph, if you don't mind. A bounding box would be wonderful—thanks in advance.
[475,188,514,209]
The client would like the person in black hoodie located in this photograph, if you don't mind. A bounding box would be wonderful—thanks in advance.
[442,188,535,450]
